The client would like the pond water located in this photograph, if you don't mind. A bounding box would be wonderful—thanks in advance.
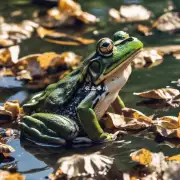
[0,0,180,179]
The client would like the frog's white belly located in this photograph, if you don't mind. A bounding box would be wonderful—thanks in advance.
[94,65,132,120]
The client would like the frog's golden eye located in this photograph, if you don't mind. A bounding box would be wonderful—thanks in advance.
[97,38,113,57]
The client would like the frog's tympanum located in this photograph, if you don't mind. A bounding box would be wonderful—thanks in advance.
[20,31,143,145]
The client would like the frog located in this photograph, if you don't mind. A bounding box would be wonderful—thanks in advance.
[20,31,143,145]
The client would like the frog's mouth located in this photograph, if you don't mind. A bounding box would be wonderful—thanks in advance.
[95,49,142,85]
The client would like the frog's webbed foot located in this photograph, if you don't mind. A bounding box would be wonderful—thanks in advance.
[20,113,79,145]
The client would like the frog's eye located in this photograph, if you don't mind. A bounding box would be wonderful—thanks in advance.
[97,38,114,57]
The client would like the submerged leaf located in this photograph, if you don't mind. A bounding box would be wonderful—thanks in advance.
[134,88,180,100]
[52,153,114,179]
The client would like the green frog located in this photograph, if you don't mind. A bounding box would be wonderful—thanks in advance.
[20,31,143,145]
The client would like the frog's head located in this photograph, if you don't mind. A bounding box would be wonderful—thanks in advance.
[85,31,143,85]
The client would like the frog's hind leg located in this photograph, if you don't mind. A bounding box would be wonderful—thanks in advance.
[20,113,79,145]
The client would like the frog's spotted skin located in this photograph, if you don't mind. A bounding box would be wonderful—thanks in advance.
[20,31,143,145]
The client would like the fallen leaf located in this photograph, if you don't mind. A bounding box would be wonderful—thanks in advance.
[103,108,152,130]
[0,170,24,180]
[0,46,20,66]
[153,114,180,138]
[37,26,95,45]
[130,148,152,165]
[36,0,97,28]
[167,154,180,161]
[137,24,152,36]
[0,18,38,47]
[109,8,121,23]
[0,143,15,153]
[153,12,180,33]
[52,153,114,179]
[132,49,163,69]
[120,5,152,22]
[134,88,180,100]
[0,100,23,124]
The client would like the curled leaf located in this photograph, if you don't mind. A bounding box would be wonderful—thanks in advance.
[132,49,163,69]
[134,88,180,100]
[103,108,152,130]
[52,153,114,179]
[153,114,180,138]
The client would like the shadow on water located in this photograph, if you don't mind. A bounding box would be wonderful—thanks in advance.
[0,0,180,179]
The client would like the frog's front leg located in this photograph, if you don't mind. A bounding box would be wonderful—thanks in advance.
[77,91,113,141]
[111,95,125,114]
[20,113,79,145]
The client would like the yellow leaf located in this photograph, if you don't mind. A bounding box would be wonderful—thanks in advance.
[166,154,180,161]
[130,148,152,165]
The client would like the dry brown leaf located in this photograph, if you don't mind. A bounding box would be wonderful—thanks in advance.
[134,88,180,100]
[153,12,180,32]
[166,154,180,161]
[0,46,20,66]
[137,24,152,36]
[0,19,37,47]
[37,26,95,45]
[103,108,152,130]
[0,143,15,153]
[58,0,97,24]
[130,148,152,165]
[132,49,163,69]
[0,100,23,124]
[120,5,152,22]
[153,114,180,138]
[0,170,25,180]
[109,8,121,22]
[52,153,114,179]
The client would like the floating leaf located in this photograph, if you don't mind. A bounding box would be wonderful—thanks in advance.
[109,8,121,22]
[153,114,180,138]
[167,154,180,162]
[103,108,152,130]
[0,18,38,47]
[153,12,180,33]
[37,26,95,46]
[120,5,152,21]
[0,46,20,66]
[109,5,152,23]
[0,143,15,153]
[0,100,23,124]
[51,153,114,179]
[130,148,152,165]
[36,0,97,28]
[132,49,163,69]
[134,88,180,100]
[0,170,24,180]
[137,24,152,36]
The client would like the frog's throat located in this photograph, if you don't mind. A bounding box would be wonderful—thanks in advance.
[94,49,142,85]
